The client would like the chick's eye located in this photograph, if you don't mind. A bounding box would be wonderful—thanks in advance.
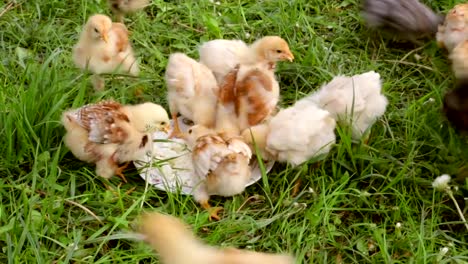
[161,122,167,125]
[94,28,99,33]
[188,129,192,134]
[276,49,282,53]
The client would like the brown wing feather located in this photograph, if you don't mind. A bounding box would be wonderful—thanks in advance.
[70,100,130,144]
[234,69,273,126]
[218,64,240,105]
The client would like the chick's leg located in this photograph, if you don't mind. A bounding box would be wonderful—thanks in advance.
[115,162,130,183]
[169,112,186,139]
[91,74,105,91]
[201,200,223,221]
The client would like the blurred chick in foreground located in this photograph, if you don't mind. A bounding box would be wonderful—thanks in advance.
[362,0,444,43]
[306,71,388,142]
[242,101,336,167]
[139,212,295,264]
[61,100,169,182]
[437,4,468,52]
[444,79,468,132]
[165,53,219,138]
[199,36,294,83]
[216,62,280,135]
[186,125,252,221]
[73,14,139,91]
[108,0,149,23]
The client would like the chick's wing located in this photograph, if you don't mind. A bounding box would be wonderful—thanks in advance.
[192,135,231,179]
[68,100,131,144]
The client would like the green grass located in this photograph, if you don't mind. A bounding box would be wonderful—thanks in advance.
[1,0,468,263]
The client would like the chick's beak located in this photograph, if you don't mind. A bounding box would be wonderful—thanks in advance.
[162,124,171,133]
[101,33,109,43]
[284,51,294,62]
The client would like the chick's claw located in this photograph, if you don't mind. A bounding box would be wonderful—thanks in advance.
[201,201,223,221]
[115,162,130,183]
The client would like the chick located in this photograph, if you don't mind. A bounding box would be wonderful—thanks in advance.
[165,53,219,138]
[73,14,139,91]
[450,40,468,78]
[138,212,295,264]
[437,4,468,52]
[61,100,169,182]
[108,0,149,23]
[241,102,336,167]
[186,125,252,221]
[199,36,294,83]
[216,62,280,135]
[306,71,388,142]
[362,0,444,43]
[443,79,468,132]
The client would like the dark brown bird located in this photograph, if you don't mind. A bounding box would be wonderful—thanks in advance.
[443,79,468,132]
[362,0,444,43]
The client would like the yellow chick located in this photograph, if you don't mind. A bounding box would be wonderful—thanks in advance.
[61,100,170,182]
[73,14,139,91]
[185,125,252,221]
[108,0,150,23]
[199,36,294,83]
[437,3,468,52]
[241,102,336,167]
[165,53,219,138]
[450,40,468,78]
[215,62,280,135]
[138,212,296,264]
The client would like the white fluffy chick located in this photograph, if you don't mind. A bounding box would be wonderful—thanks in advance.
[185,125,252,221]
[199,36,294,83]
[139,212,295,264]
[306,71,388,141]
[165,52,219,138]
[108,0,150,22]
[437,4,468,52]
[61,100,170,182]
[73,14,139,91]
[242,102,336,167]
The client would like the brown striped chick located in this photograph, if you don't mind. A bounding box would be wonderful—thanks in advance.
[165,53,219,138]
[216,63,280,135]
[138,212,296,264]
[437,4,468,52]
[61,100,169,182]
[199,36,294,83]
[185,125,252,221]
[108,0,150,23]
[73,14,139,91]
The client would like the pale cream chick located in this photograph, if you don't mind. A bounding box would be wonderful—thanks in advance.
[139,212,295,264]
[165,52,219,138]
[437,4,468,52]
[305,71,388,141]
[199,36,294,83]
[242,102,336,167]
[186,125,252,221]
[108,0,150,22]
[61,100,169,182]
[73,14,139,91]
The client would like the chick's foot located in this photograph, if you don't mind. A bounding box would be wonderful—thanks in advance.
[115,162,130,183]
[201,201,223,221]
